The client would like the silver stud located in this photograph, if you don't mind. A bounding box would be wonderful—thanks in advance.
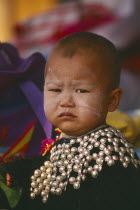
[34,169,41,177]
[96,158,103,165]
[71,147,77,153]
[84,135,89,140]
[41,172,47,179]
[31,181,37,188]
[40,166,46,172]
[100,132,106,136]
[91,139,96,144]
[44,161,52,168]
[57,144,62,149]
[91,170,98,178]
[134,164,138,168]
[73,165,79,172]
[130,148,135,154]
[65,144,70,149]
[87,144,93,150]
[30,192,35,199]
[36,177,42,183]
[119,152,124,157]
[107,145,114,151]
[100,138,106,144]
[79,153,84,159]
[120,157,124,162]
[105,156,111,161]
[82,175,86,181]
[86,155,92,161]
[76,138,82,143]
[78,147,83,153]
[67,154,73,160]
[75,159,80,164]
[34,188,40,195]
[99,151,104,156]
[108,138,113,142]
[52,181,58,187]
[59,166,65,172]
[63,160,69,166]
[51,174,56,180]
[45,186,50,192]
[59,182,64,188]
[100,144,105,150]
[98,165,102,171]
[106,133,112,137]
[56,176,62,182]
[123,162,128,168]
[94,164,99,170]
[84,161,89,167]
[91,132,95,137]
[83,169,87,174]
[125,143,129,148]
[42,195,49,203]
[107,159,115,166]
[114,147,120,152]
[65,149,70,155]
[61,172,66,177]
[94,141,100,147]
[67,164,72,170]
[70,139,76,144]
[61,154,66,160]
[104,149,111,155]
[31,175,35,180]
[43,179,49,186]
[69,177,76,184]
[77,176,81,181]
[87,166,93,172]
[50,187,56,194]
[112,155,118,160]
[55,188,62,195]
[38,183,44,190]
[46,168,52,174]
[92,153,98,160]
[73,182,80,189]
[120,147,126,153]
[114,138,120,143]
[41,190,48,197]
[124,156,130,163]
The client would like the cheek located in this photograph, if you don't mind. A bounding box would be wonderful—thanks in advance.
[43,93,58,116]
[75,93,106,118]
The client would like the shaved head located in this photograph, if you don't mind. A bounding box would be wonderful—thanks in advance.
[48,32,121,89]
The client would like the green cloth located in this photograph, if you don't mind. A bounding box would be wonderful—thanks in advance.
[0,168,20,208]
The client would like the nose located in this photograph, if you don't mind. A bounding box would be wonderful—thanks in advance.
[60,93,75,107]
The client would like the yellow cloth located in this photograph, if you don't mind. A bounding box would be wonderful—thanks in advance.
[106,110,140,148]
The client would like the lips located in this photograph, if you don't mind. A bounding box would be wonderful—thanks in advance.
[59,112,76,119]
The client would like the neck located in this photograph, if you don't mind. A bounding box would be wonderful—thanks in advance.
[60,124,108,139]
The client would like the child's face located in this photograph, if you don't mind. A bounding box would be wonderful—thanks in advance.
[44,51,115,136]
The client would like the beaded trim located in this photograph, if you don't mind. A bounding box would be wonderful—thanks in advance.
[30,126,140,203]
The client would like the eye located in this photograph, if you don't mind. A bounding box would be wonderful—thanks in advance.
[49,89,61,92]
[76,89,89,93]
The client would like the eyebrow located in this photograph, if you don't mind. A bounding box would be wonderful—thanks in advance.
[71,81,94,86]
[45,82,63,86]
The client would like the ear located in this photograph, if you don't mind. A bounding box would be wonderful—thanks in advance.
[108,88,122,112]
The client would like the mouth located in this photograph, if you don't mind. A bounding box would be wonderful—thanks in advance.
[59,112,77,119]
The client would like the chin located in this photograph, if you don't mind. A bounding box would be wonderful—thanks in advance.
[59,127,80,136]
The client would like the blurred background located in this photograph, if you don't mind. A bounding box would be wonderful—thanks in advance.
[1,0,140,161]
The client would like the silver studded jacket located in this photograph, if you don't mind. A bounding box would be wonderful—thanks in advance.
[29,125,140,209]
[0,125,140,210]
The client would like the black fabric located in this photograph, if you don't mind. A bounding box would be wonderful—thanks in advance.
[0,138,140,210]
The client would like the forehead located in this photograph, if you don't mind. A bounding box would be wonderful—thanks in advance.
[45,51,104,81]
